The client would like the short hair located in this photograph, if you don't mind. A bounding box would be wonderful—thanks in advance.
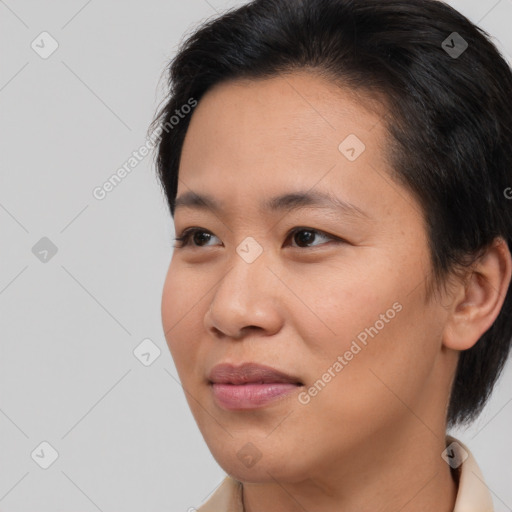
[150,0,512,428]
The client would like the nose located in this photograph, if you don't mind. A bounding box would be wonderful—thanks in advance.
[204,249,284,340]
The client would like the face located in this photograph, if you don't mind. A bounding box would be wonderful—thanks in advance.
[161,71,457,483]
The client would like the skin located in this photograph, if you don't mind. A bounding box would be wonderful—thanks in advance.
[161,71,512,512]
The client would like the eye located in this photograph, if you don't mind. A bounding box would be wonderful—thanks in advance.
[173,227,221,248]
[286,227,338,248]
[173,226,344,250]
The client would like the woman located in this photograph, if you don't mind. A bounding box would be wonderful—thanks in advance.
[151,0,512,510]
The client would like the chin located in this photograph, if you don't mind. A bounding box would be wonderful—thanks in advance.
[206,437,309,484]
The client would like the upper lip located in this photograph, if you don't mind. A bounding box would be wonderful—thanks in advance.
[208,362,303,385]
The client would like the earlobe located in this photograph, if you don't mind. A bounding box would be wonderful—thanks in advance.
[443,238,512,352]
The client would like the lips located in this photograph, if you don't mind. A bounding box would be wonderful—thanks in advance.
[208,362,303,410]
[208,363,303,411]
[208,362,303,385]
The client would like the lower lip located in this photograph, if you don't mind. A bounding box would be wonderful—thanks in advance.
[211,382,301,410]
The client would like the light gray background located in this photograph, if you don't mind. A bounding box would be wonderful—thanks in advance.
[0,1,511,511]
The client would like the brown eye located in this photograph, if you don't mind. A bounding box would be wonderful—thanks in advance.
[288,228,337,248]
[192,231,213,246]
[173,226,343,250]
[292,229,317,247]
[173,228,221,248]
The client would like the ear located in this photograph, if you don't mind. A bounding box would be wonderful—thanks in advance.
[443,238,512,351]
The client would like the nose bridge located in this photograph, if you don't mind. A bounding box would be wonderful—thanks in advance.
[218,238,274,306]
[205,238,282,337]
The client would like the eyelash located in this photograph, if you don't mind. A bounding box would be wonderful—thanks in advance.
[172,227,344,250]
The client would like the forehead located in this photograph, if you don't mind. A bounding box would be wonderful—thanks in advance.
[176,71,419,226]
[183,71,386,153]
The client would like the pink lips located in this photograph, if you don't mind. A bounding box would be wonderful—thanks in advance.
[208,362,303,410]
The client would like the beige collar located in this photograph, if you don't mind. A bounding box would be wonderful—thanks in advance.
[197,436,494,512]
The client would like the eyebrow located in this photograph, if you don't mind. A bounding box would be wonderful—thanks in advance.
[172,190,370,219]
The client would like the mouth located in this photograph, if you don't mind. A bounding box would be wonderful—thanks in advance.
[207,362,304,410]
[208,362,303,385]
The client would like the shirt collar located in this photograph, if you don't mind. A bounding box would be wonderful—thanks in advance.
[446,435,494,511]
[197,436,494,512]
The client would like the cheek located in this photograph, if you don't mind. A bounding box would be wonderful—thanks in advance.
[161,263,204,378]
[293,258,438,415]
[285,257,399,357]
